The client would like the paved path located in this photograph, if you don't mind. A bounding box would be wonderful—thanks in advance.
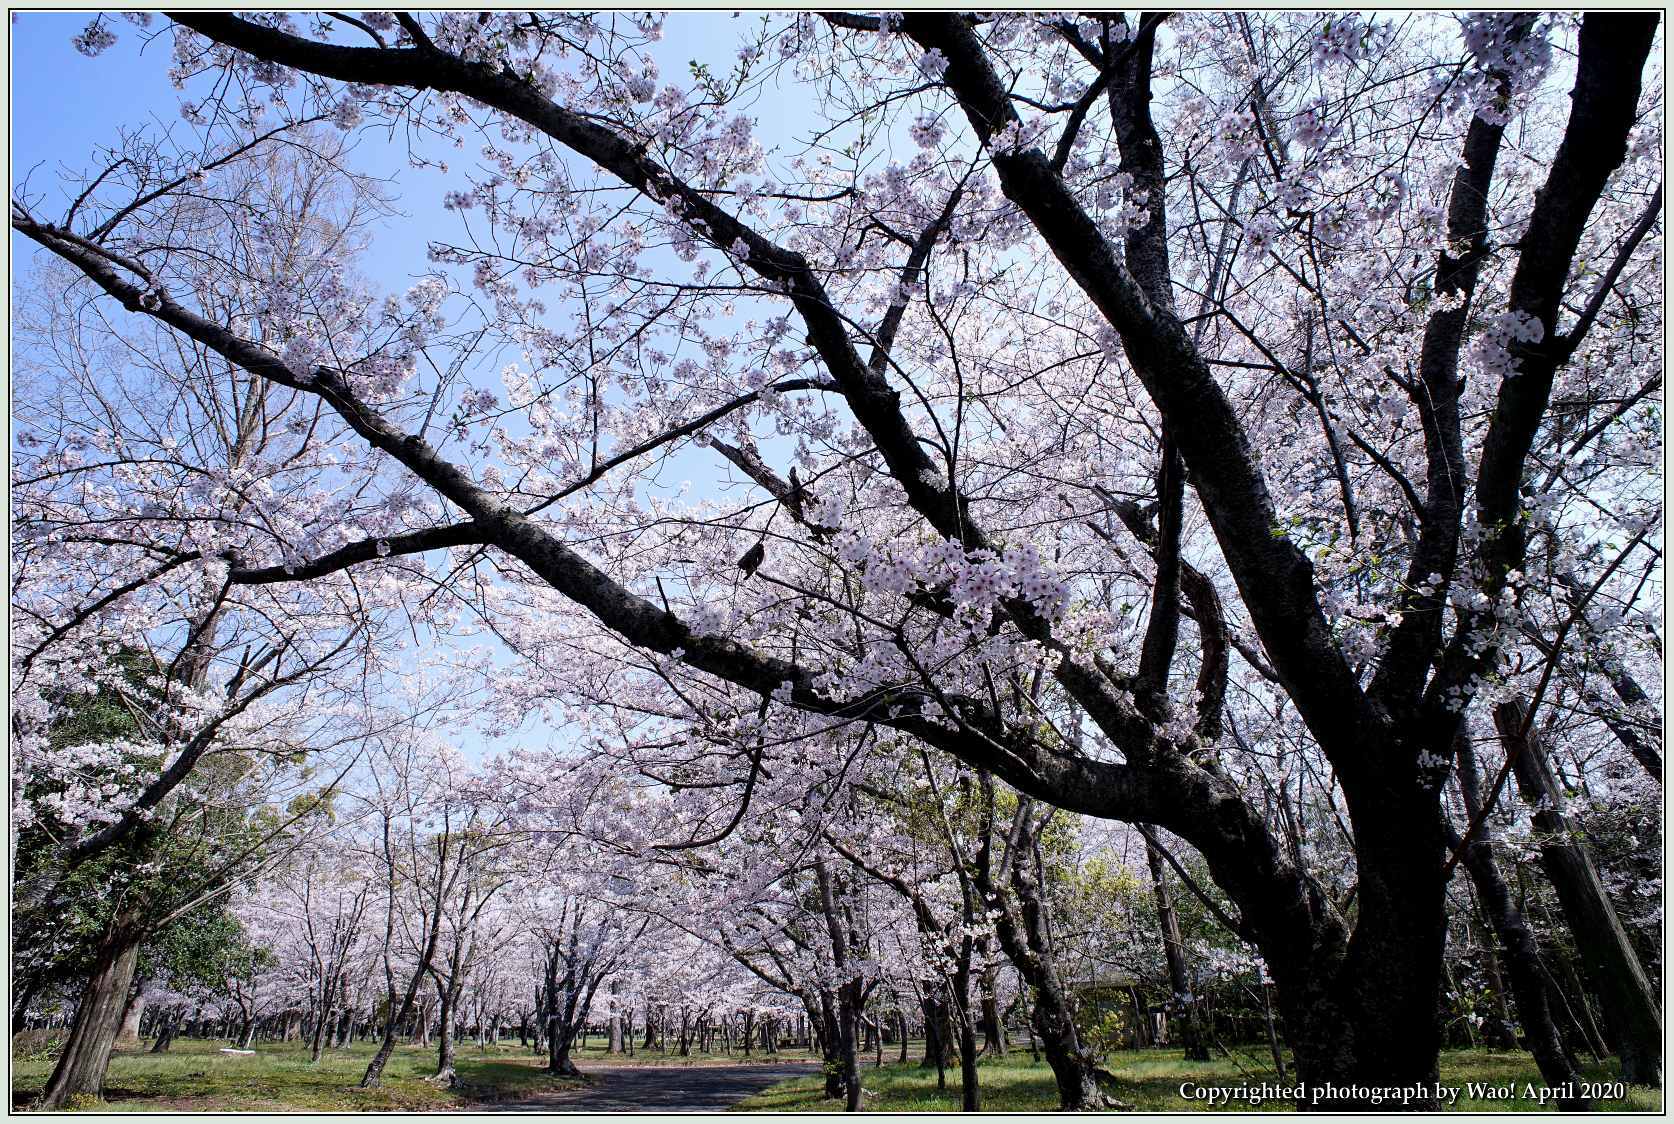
[478,1063,817,1113]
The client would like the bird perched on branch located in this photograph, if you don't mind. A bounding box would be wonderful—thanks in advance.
[786,466,805,513]
[737,539,766,579]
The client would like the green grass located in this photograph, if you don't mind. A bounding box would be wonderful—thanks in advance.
[13,1037,1660,1113]
[10,1037,585,1112]
[731,1048,1664,1113]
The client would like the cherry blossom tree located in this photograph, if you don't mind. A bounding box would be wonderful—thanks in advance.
[12,10,1662,1109]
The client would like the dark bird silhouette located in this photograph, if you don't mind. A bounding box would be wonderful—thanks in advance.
[737,540,766,579]
[786,466,804,511]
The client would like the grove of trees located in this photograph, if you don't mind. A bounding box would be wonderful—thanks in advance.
[10,10,1663,1113]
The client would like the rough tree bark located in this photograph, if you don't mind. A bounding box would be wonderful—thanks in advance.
[36,928,142,1109]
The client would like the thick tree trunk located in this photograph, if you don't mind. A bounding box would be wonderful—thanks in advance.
[36,930,142,1109]
[1498,699,1662,1085]
[817,993,846,1101]
[333,999,352,1049]
[1267,776,1447,1110]
[607,985,624,1054]
[547,1023,583,1076]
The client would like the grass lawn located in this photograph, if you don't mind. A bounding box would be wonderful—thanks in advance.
[731,1048,1664,1113]
[12,1036,1660,1113]
[10,1037,585,1112]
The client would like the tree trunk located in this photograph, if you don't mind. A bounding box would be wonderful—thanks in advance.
[838,987,863,1112]
[954,993,981,1112]
[360,960,431,1089]
[1452,736,1584,1102]
[977,796,1111,1110]
[1498,698,1662,1086]
[818,992,846,1101]
[919,993,951,1074]
[1259,983,1287,1081]
[150,1011,178,1054]
[36,930,142,1109]
[814,859,865,1111]
[1259,774,1447,1110]
[1475,933,1520,1051]
[308,975,334,1064]
[116,992,146,1048]
[1145,836,1210,1062]
[434,983,457,1085]
[607,987,624,1054]
[547,1020,583,1076]
[978,968,1005,1056]
[1534,909,1610,1063]
[334,999,353,1049]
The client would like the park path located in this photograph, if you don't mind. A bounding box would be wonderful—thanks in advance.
[477,1063,817,1113]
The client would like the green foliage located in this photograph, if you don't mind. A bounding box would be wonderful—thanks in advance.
[1077,1006,1131,1058]
[14,649,321,1002]
[141,907,271,995]
[14,654,159,986]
